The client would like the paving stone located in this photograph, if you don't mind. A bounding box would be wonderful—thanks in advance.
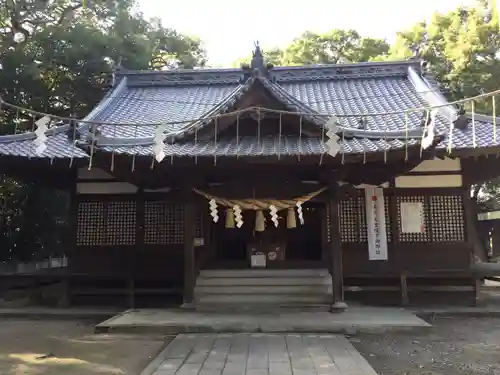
[147,334,378,375]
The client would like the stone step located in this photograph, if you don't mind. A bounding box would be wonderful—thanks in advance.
[196,277,332,286]
[196,294,333,305]
[195,285,332,295]
[193,304,332,313]
[199,268,330,278]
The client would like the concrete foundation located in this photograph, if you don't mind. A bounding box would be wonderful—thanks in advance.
[96,306,430,335]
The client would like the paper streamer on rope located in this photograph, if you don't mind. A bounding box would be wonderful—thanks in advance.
[296,201,304,225]
[209,199,218,223]
[233,205,243,228]
[421,109,438,150]
[153,124,167,162]
[269,204,278,227]
[192,187,327,212]
[33,116,50,156]
[364,186,388,260]
[324,116,340,157]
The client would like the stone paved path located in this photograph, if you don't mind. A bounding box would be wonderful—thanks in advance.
[143,334,378,375]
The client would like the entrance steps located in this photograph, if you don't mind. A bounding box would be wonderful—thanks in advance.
[194,268,333,310]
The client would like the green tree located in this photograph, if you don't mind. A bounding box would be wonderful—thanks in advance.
[233,29,389,67]
[386,0,500,112]
[282,30,389,65]
[232,47,284,68]
[0,0,208,263]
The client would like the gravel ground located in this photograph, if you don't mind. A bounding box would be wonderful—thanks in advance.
[351,316,500,375]
[0,318,169,375]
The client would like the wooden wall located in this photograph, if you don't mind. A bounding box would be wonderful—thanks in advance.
[73,167,207,285]
[73,162,471,279]
[335,157,470,277]
[335,188,469,277]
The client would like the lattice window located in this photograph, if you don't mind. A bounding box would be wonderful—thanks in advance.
[384,197,392,243]
[145,201,173,245]
[339,192,392,244]
[397,196,429,242]
[107,201,136,245]
[339,196,366,243]
[76,200,136,246]
[144,200,204,245]
[358,196,368,242]
[76,201,106,246]
[326,206,331,243]
[195,210,203,238]
[429,195,464,242]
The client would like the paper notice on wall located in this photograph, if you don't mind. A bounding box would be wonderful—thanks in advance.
[400,201,424,233]
[364,186,388,261]
[251,253,266,268]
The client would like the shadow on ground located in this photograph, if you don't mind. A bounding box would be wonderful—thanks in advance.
[0,318,169,375]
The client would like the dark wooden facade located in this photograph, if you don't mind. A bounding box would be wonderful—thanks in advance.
[1,52,497,309]
[64,153,476,307]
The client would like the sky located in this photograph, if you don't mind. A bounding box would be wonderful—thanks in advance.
[137,0,476,67]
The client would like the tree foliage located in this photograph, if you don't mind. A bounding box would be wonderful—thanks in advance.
[233,29,389,67]
[0,0,208,262]
[386,0,500,112]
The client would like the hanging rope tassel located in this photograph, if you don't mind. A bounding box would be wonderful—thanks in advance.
[255,210,265,232]
[257,108,262,154]
[225,208,235,229]
[404,111,409,162]
[110,119,117,172]
[298,115,302,162]
[194,128,198,164]
[472,101,477,148]
[214,116,218,166]
[236,113,240,159]
[493,96,497,145]
[383,115,389,164]
[341,130,345,165]
[69,115,77,168]
[319,116,325,166]
[88,124,97,170]
[131,123,138,172]
[277,112,282,160]
[286,207,297,229]
[420,110,429,158]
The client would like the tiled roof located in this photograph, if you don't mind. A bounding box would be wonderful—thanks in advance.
[0,55,496,160]
[442,114,500,150]
[97,136,420,157]
[94,82,244,138]
[0,127,88,159]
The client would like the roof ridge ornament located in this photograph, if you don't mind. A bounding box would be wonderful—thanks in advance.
[244,41,273,79]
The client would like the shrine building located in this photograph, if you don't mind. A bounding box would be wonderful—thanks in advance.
[0,45,498,310]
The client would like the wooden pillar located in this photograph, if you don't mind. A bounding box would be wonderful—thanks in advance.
[182,187,196,308]
[462,188,480,306]
[129,188,145,309]
[59,169,77,307]
[328,187,347,312]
